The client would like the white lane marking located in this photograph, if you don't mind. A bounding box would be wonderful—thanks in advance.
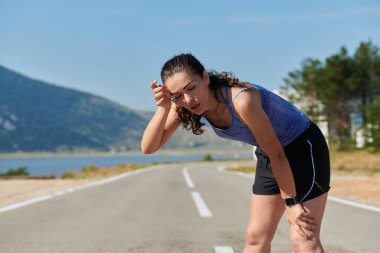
[214,246,235,253]
[0,166,161,214]
[328,196,380,213]
[191,191,212,217]
[217,165,380,213]
[54,191,65,196]
[182,168,195,188]
[0,195,53,213]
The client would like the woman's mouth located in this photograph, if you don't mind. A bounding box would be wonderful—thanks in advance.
[190,103,200,111]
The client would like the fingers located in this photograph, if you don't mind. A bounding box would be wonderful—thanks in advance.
[289,219,313,240]
[289,217,316,232]
[287,204,316,234]
[298,208,316,231]
[150,80,172,108]
[300,207,316,224]
[299,215,315,225]
[150,80,158,89]
[150,80,170,95]
[154,89,171,101]
[296,220,316,231]
[150,80,172,109]
[287,204,320,240]
[150,80,169,98]
[156,97,166,106]
[294,223,310,239]
[150,80,167,90]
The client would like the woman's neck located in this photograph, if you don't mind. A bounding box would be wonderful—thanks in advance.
[203,89,229,122]
[204,89,221,116]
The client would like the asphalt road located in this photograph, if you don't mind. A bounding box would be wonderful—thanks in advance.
[0,162,379,253]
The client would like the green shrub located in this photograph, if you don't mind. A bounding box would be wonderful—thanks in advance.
[81,165,100,177]
[0,167,29,177]
[203,154,214,161]
[61,171,78,179]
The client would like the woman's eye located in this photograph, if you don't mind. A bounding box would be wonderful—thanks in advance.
[173,94,182,100]
[188,86,195,91]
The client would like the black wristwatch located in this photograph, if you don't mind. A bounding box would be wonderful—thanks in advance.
[284,196,299,207]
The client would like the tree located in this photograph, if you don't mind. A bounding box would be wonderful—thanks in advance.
[283,58,323,123]
[353,42,380,149]
[281,41,380,151]
[365,98,380,149]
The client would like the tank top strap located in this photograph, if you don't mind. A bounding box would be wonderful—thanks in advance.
[224,86,234,114]
[224,86,251,117]
[232,87,250,103]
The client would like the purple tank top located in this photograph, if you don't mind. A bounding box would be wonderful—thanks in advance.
[204,83,310,147]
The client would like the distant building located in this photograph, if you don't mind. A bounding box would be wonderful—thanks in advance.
[273,89,366,148]
[272,89,329,140]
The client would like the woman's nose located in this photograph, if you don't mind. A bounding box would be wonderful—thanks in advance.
[183,93,193,104]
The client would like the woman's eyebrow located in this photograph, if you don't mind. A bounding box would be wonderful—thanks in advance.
[172,81,193,95]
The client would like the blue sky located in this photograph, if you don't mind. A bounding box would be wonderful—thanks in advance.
[1,0,379,111]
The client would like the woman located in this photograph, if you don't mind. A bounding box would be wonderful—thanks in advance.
[141,53,330,253]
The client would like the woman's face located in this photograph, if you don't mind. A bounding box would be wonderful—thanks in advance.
[164,71,211,115]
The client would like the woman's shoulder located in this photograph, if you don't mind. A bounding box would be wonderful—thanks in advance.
[227,85,261,113]
[217,83,261,107]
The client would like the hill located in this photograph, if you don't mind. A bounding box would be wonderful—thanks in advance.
[0,65,151,152]
[0,65,241,153]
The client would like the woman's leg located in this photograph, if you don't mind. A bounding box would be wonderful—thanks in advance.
[289,193,328,253]
[243,194,285,253]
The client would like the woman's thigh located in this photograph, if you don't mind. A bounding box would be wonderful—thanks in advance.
[246,194,285,241]
[289,192,328,241]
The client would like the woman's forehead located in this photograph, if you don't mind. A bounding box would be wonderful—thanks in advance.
[165,72,198,92]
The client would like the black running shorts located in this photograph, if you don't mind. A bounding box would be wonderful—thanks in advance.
[252,121,331,203]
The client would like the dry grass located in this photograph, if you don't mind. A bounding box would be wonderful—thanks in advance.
[328,151,380,206]
[0,163,148,208]
[330,173,380,207]
[226,150,380,207]
[226,164,256,174]
[330,150,380,174]
[61,163,146,179]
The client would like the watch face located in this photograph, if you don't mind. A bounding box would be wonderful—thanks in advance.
[285,197,298,206]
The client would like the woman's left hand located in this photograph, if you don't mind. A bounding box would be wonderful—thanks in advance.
[286,204,316,239]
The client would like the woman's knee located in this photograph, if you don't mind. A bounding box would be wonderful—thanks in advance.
[245,226,275,247]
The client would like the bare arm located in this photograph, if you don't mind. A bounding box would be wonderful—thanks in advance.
[233,88,316,237]
[141,81,180,154]
[233,89,296,198]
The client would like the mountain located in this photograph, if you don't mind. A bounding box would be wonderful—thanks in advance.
[0,65,242,153]
[0,65,149,152]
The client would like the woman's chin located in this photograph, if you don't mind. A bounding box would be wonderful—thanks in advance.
[189,104,203,114]
[189,109,202,115]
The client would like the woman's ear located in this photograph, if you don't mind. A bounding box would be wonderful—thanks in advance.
[203,71,210,85]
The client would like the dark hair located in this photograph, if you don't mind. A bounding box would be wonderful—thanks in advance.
[161,53,247,135]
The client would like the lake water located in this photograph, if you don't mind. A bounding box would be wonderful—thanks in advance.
[0,152,254,176]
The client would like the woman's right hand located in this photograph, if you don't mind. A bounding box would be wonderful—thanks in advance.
[286,204,316,239]
[150,80,172,110]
